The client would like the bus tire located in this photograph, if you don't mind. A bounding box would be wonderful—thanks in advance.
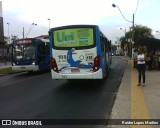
[28,71,33,74]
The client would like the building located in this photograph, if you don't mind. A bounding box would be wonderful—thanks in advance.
[0,1,4,42]
[35,35,49,39]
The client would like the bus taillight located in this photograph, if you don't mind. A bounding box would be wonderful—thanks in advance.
[93,56,100,72]
[51,57,59,73]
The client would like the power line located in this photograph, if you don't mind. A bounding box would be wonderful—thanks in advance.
[135,0,140,16]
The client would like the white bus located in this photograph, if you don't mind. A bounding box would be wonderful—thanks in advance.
[49,25,112,79]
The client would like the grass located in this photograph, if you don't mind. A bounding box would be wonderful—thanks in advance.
[0,67,15,75]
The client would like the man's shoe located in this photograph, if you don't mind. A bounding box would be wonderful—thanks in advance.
[142,83,145,87]
[137,83,141,86]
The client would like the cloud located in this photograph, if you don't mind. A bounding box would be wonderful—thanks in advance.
[1,0,160,41]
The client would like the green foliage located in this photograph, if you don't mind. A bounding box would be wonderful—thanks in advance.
[0,67,13,75]
[120,36,127,50]
[0,40,7,45]
[120,25,153,48]
[111,45,117,51]
[0,66,23,75]
[133,25,153,43]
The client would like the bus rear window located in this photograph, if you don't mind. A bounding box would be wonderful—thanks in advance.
[53,28,95,49]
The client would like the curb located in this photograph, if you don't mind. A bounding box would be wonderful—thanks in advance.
[0,66,25,77]
[107,57,131,127]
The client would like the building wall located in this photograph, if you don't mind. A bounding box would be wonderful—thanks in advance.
[0,1,4,42]
[0,1,2,17]
[0,17,4,41]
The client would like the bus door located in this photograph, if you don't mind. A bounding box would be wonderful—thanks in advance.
[37,42,50,70]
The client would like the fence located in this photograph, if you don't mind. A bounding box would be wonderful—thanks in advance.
[0,45,12,64]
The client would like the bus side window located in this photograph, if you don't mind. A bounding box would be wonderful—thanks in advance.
[106,41,109,52]
[38,43,46,62]
[100,36,105,53]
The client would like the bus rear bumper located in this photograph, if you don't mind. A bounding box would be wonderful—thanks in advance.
[12,65,39,71]
[51,69,103,79]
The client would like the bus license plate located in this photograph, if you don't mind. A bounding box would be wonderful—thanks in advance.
[61,75,67,79]
[71,69,80,73]
[21,67,25,69]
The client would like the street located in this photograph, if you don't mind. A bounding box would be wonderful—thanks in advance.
[0,56,127,127]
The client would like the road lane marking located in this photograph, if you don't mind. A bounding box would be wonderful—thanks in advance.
[131,62,152,128]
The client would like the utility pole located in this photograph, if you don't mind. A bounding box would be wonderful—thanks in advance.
[48,18,51,29]
[23,27,24,38]
[112,3,135,59]
[131,13,135,59]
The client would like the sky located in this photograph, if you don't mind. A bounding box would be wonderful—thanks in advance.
[1,0,160,43]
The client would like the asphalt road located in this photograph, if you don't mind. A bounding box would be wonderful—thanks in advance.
[0,56,127,128]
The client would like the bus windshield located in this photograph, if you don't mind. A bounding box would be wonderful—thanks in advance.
[13,40,36,60]
[53,28,95,50]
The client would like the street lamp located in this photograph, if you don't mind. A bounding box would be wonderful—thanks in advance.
[120,27,126,32]
[120,27,127,38]
[7,23,10,38]
[48,18,51,29]
[112,3,135,59]
[155,31,160,39]
[25,23,37,38]
[6,23,11,43]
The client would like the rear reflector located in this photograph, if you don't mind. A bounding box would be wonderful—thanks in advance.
[93,56,100,72]
[51,57,59,73]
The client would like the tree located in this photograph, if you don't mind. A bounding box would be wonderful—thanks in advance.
[0,40,7,45]
[111,45,117,52]
[11,35,19,41]
[120,25,153,48]
[120,36,127,50]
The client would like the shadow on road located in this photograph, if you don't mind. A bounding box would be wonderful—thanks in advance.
[55,79,107,94]
[14,69,50,77]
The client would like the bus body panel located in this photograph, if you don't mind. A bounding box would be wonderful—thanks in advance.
[51,47,103,79]
[51,69,103,79]
[38,56,50,71]
[95,26,103,68]
[12,65,39,71]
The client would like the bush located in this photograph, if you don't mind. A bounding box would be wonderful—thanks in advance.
[0,40,7,45]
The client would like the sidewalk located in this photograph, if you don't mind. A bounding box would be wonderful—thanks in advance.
[109,56,160,128]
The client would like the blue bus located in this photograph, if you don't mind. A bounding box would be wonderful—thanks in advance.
[12,38,50,72]
[49,25,112,79]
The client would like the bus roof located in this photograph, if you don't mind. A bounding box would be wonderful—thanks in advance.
[49,24,99,31]
[13,38,49,43]
[40,38,49,43]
